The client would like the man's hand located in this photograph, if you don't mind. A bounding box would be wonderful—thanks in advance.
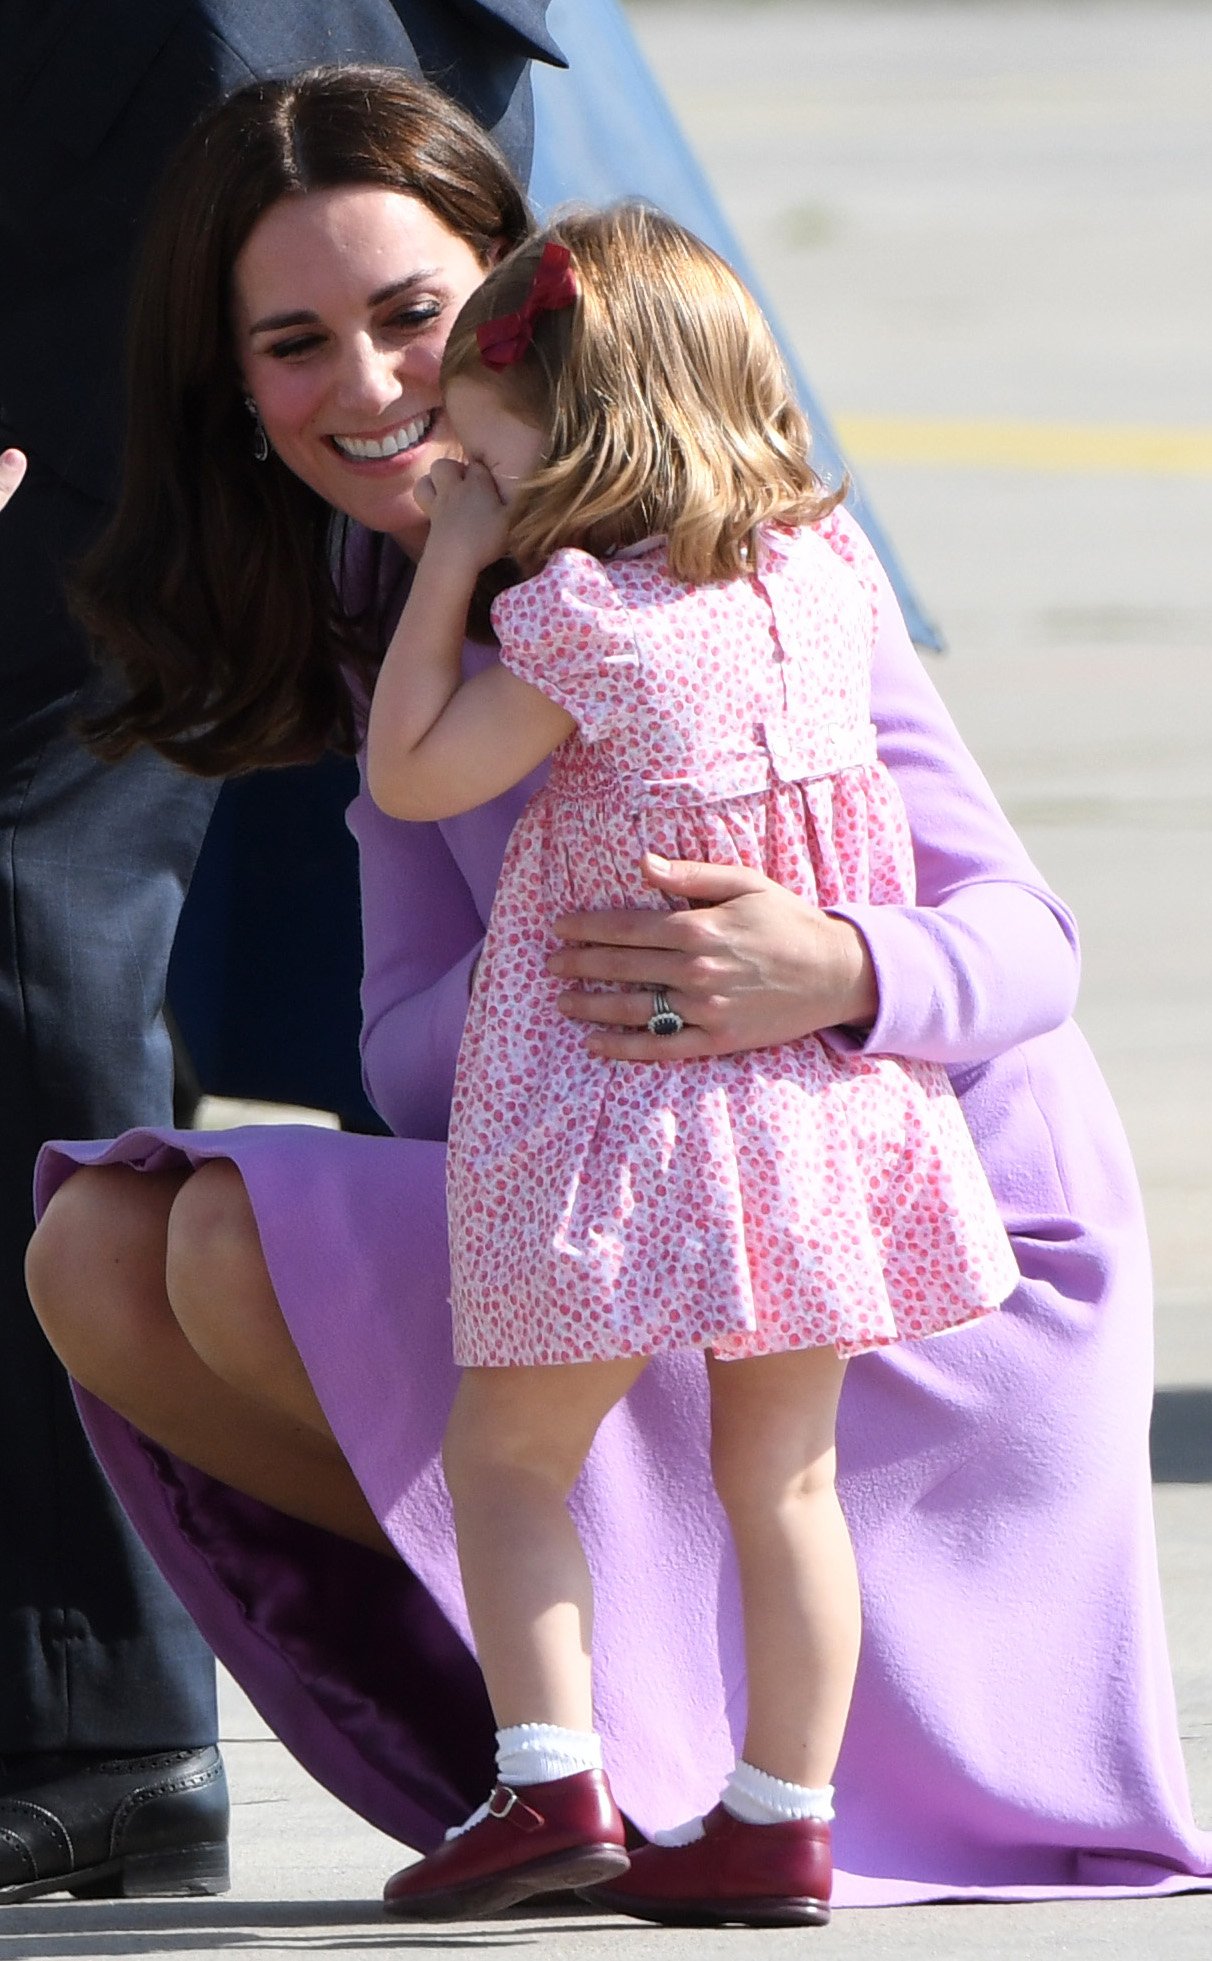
[0,449,27,513]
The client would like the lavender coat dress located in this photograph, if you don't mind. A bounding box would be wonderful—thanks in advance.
[35,539,1211,1904]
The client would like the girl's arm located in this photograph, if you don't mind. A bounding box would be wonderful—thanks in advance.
[365,459,574,821]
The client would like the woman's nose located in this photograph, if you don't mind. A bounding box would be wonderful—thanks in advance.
[335,337,400,416]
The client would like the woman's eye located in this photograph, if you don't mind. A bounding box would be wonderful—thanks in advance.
[387,301,443,332]
[266,334,325,360]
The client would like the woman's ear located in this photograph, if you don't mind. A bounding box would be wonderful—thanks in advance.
[484,234,508,268]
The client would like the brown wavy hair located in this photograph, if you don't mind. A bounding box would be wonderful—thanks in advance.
[441,203,843,584]
[77,66,531,775]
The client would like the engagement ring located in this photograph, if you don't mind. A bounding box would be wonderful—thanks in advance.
[646,989,685,1037]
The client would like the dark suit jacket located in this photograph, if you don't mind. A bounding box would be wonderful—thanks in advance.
[0,0,561,511]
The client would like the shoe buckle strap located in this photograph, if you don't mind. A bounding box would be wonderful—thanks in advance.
[487,1785,545,1833]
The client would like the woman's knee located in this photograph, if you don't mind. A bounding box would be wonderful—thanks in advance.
[163,1163,325,1433]
[25,1165,177,1385]
[164,1159,258,1288]
[164,1161,277,1383]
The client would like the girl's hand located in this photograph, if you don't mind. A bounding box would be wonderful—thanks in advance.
[417,457,510,573]
[548,853,879,1061]
[0,448,27,513]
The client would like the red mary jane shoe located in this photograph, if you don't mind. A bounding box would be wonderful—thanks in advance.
[383,1769,629,1921]
[590,1803,832,1928]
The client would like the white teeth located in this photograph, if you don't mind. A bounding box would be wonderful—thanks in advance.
[332,413,432,460]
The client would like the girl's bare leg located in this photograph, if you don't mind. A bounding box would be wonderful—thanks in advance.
[706,1346,858,1789]
[26,1162,389,1552]
[442,1358,646,1729]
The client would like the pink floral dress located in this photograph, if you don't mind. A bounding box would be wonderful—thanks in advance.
[446,515,1019,1367]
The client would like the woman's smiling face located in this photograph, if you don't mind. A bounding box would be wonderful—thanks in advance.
[234,185,493,559]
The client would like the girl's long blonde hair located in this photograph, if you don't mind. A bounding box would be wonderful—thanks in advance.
[442,202,843,584]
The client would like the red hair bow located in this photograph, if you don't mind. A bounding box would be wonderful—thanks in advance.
[476,241,578,370]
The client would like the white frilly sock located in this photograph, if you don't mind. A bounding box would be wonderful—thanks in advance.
[445,1724,604,1840]
[723,1760,835,1825]
[650,1761,835,1848]
[650,1813,708,1847]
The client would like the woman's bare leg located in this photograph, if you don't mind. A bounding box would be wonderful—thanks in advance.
[162,1160,335,1433]
[707,1346,858,1789]
[27,1163,389,1552]
[442,1358,646,1729]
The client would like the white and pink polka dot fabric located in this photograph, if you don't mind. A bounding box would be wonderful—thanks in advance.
[446,516,1018,1366]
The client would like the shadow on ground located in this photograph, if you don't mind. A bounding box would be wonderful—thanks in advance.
[0,1895,610,1957]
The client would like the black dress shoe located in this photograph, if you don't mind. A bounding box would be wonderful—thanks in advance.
[0,1746,230,1903]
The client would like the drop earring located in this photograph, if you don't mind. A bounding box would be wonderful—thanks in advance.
[243,394,269,463]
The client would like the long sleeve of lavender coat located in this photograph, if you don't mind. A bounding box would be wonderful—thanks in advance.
[831,551,1080,1062]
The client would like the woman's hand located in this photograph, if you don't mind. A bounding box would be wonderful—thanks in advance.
[549,853,879,1061]
[0,448,27,513]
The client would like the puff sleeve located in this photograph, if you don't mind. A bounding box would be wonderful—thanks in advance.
[489,548,640,743]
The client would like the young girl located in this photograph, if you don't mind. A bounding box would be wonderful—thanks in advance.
[366,204,1019,1927]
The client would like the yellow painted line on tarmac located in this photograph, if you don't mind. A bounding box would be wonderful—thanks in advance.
[831,415,1212,475]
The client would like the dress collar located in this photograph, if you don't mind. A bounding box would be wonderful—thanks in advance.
[607,535,665,562]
